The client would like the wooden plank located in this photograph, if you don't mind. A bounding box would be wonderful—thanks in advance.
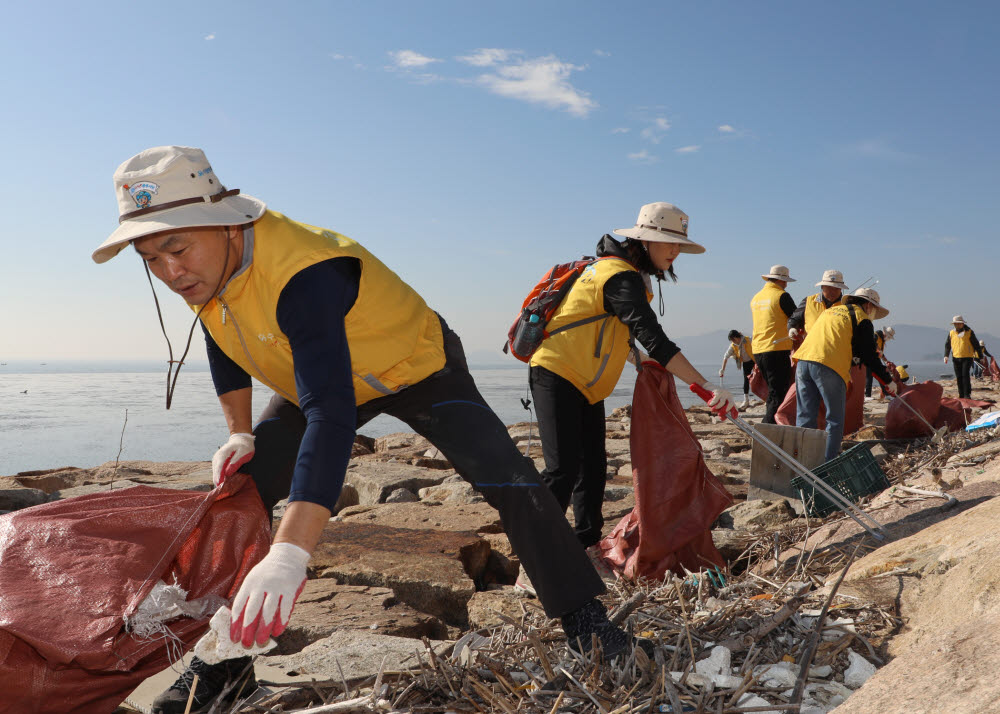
[748,423,827,508]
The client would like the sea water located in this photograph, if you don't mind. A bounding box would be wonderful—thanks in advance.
[0,360,948,475]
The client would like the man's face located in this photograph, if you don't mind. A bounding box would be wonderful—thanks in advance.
[133,226,241,305]
[821,285,842,302]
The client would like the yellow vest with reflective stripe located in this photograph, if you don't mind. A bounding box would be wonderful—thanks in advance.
[795,304,868,385]
[803,292,843,333]
[530,258,651,404]
[195,211,446,406]
[751,282,792,354]
[950,329,975,359]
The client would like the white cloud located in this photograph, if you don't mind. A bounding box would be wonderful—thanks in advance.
[330,53,346,60]
[842,138,915,161]
[389,50,442,69]
[594,49,611,57]
[476,56,597,117]
[937,236,960,244]
[611,127,630,134]
[675,145,701,153]
[640,116,671,143]
[457,48,516,67]
[204,33,215,41]
[718,124,735,133]
[627,149,658,163]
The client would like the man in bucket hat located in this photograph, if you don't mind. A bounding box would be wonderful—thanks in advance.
[750,265,797,423]
[787,269,849,342]
[944,315,981,399]
[794,288,896,462]
[95,146,644,713]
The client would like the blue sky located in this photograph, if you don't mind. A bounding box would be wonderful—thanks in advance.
[1,1,997,362]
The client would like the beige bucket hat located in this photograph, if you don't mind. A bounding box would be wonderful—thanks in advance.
[613,202,705,254]
[883,325,895,340]
[952,315,965,324]
[93,146,266,264]
[815,269,848,291]
[761,265,796,282]
[852,288,889,319]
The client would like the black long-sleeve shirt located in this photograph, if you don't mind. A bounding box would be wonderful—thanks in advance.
[852,316,893,384]
[944,328,981,359]
[788,293,835,331]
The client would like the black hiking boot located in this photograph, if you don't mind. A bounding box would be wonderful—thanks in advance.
[561,599,655,660]
[150,655,256,714]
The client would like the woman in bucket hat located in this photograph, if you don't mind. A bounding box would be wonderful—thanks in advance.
[95,146,648,713]
[787,269,849,342]
[944,315,981,399]
[523,202,734,579]
[794,288,897,463]
[750,265,798,423]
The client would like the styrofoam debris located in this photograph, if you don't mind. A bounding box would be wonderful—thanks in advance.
[695,645,732,676]
[809,664,833,678]
[737,694,781,713]
[753,661,798,688]
[193,606,276,665]
[844,649,877,689]
[670,671,743,689]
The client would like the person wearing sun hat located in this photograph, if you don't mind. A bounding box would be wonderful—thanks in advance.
[525,202,734,577]
[943,315,981,399]
[794,288,897,462]
[95,146,646,712]
[788,269,849,341]
[750,265,798,423]
[865,324,895,398]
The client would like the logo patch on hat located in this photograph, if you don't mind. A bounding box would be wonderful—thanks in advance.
[680,217,689,233]
[126,181,159,209]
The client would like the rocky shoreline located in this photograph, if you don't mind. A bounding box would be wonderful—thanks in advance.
[3,374,1000,713]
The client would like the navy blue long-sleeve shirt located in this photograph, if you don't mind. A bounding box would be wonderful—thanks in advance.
[203,257,360,511]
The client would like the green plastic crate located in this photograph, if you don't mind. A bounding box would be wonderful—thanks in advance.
[790,443,890,517]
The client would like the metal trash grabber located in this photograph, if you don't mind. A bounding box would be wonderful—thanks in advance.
[690,384,888,541]
[874,375,947,444]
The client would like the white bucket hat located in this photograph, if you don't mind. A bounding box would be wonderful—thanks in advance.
[883,325,895,340]
[815,269,848,291]
[852,288,889,319]
[761,265,796,282]
[613,202,705,254]
[952,315,965,324]
[93,146,267,264]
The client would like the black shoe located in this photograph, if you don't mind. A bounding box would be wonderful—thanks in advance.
[561,599,653,660]
[150,655,256,714]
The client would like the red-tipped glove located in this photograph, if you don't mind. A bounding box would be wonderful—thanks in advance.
[230,542,309,648]
[700,381,736,417]
[211,433,255,486]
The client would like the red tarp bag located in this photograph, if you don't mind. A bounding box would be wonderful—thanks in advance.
[748,363,768,402]
[937,397,995,433]
[0,472,270,714]
[884,382,944,439]
[989,357,1000,382]
[596,362,733,581]
[774,364,866,435]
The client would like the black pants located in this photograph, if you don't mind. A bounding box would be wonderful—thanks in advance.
[529,365,607,548]
[741,359,755,396]
[755,350,792,424]
[954,357,973,399]
[243,320,604,618]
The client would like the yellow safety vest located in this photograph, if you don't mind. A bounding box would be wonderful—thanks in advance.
[195,210,446,406]
[803,292,843,333]
[751,282,792,354]
[530,258,651,404]
[795,304,868,385]
[737,335,754,362]
[950,329,975,359]
[876,334,885,354]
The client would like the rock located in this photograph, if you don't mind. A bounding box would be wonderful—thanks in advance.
[275,580,448,655]
[418,481,485,504]
[467,589,534,628]
[725,499,797,529]
[0,487,49,511]
[617,463,633,478]
[374,432,432,454]
[603,485,633,502]
[344,461,451,505]
[409,457,452,470]
[340,501,504,535]
[423,447,445,460]
[385,488,419,503]
[12,468,92,494]
[309,520,491,626]
[700,439,732,457]
[843,650,877,689]
[333,483,359,514]
[263,630,449,680]
[351,441,373,457]
[869,443,889,464]
[753,662,798,688]
[354,434,376,452]
[695,645,732,676]
[737,694,782,713]
[609,405,632,418]
[50,480,212,500]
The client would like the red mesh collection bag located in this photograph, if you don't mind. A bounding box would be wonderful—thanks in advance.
[885,382,944,439]
[748,363,768,402]
[596,362,733,581]
[774,364,866,435]
[0,472,270,714]
[989,357,1000,382]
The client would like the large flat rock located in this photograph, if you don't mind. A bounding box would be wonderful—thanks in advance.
[262,630,450,680]
[277,580,449,655]
[339,501,504,535]
[344,461,451,505]
[309,520,491,626]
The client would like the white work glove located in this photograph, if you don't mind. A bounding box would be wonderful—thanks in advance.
[885,381,898,396]
[230,542,309,648]
[788,328,801,340]
[943,357,949,364]
[212,433,255,486]
[701,381,736,417]
[718,369,725,378]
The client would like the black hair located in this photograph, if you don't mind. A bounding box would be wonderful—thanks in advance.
[728,329,742,341]
[845,295,870,308]
[624,239,677,282]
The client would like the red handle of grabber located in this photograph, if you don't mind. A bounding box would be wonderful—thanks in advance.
[689,383,739,420]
